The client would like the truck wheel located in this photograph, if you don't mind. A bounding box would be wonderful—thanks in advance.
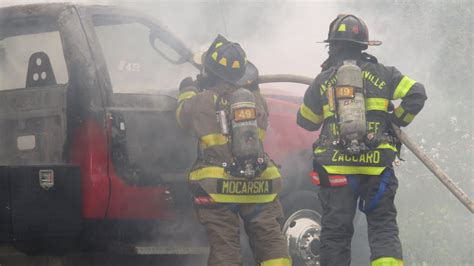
[281,190,322,266]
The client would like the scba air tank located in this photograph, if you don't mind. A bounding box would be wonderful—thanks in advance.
[335,60,367,154]
[228,88,264,177]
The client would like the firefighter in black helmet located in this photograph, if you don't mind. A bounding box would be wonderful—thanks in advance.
[177,35,291,266]
[297,15,427,266]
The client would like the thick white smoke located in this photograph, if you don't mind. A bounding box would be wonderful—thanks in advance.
[0,0,471,265]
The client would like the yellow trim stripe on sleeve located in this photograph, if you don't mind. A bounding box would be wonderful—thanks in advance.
[209,193,277,203]
[371,257,404,266]
[393,76,416,100]
[178,91,197,103]
[258,128,266,141]
[299,104,323,124]
[394,105,404,118]
[323,104,335,119]
[366,98,389,112]
[403,113,415,124]
[260,257,292,266]
[200,133,228,149]
[176,102,184,127]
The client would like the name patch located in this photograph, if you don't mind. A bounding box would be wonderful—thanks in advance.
[331,150,381,164]
[217,180,272,195]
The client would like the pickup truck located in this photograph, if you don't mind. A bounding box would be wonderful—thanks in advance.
[0,3,323,265]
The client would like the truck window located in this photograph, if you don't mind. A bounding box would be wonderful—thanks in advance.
[0,31,68,91]
[0,28,69,165]
[93,18,197,94]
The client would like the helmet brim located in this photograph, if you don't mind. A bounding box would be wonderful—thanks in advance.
[318,39,382,46]
[202,52,258,87]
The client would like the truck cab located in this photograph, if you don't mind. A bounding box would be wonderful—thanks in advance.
[0,4,321,265]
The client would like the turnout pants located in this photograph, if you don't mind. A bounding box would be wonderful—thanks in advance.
[318,169,403,266]
[196,199,291,266]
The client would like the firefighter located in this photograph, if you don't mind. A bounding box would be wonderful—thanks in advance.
[176,35,291,266]
[297,15,427,266]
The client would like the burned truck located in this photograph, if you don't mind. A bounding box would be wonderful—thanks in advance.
[0,3,323,265]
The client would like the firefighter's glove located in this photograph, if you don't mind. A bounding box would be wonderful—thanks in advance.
[388,112,408,128]
[179,77,195,91]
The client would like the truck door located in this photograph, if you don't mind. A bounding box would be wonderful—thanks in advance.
[90,13,198,186]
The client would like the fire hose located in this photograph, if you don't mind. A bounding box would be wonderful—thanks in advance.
[259,74,474,213]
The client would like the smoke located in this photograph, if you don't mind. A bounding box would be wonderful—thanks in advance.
[0,0,472,265]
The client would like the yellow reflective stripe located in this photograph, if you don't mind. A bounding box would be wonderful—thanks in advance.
[299,104,323,124]
[176,102,184,127]
[323,104,335,119]
[371,257,404,266]
[314,147,327,154]
[377,142,398,152]
[209,193,277,203]
[366,98,389,112]
[394,105,404,118]
[403,113,415,124]
[189,167,226,180]
[189,166,281,181]
[393,76,416,100]
[178,91,196,103]
[260,166,282,179]
[261,257,292,266]
[258,128,266,141]
[323,165,386,175]
[200,133,228,149]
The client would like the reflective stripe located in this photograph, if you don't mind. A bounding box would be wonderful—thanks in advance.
[323,104,335,119]
[394,105,405,118]
[403,113,415,124]
[175,102,184,127]
[258,128,266,141]
[200,133,228,149]
[323,165,386,175]
[366,98,389,112]
[314,147,327,154]
[178,91,197,103]
[393,76,416,100]
[299,104,323,124]
[189,166,281,181]
[260,166,282,179]
[189,167,226,180]
[209,193,277,203]
[260,257,292,266]
[377,142,398,152]
[371,257,404,266]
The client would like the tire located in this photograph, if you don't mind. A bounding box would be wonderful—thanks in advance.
[281,190,322,266]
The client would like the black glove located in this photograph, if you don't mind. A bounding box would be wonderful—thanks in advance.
[179,77,194,91]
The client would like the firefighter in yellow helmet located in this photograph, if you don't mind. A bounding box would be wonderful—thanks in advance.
[297,15,427,266]
[176,35,291,266]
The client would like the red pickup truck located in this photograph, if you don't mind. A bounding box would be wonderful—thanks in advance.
[0,3,323,265]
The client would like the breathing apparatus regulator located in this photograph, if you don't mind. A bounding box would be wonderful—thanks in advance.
[216,88,267,179]
[328,60,368,155]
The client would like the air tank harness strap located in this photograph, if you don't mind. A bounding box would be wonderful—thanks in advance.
[347,168,391,213]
